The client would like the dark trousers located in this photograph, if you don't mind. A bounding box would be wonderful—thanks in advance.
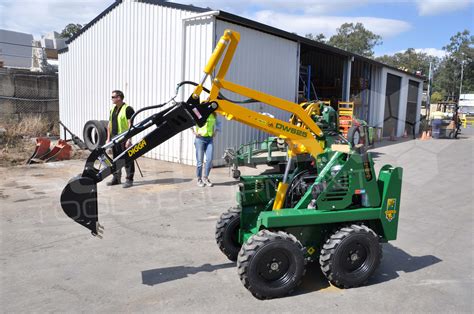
[112,142,135,181]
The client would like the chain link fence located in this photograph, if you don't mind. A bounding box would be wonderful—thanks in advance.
[0,68,59,127]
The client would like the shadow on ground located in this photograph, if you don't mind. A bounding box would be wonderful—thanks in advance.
[368,243,442,285]
[212,180,239,186]
[133,177,192,186]
[141,262,235,286]
[294,243,442,296]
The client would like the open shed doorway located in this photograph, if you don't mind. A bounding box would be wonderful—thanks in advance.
[299,43,344,109]
[383,73,402,137]
[350,60,373,122]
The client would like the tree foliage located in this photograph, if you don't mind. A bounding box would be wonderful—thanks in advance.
[327,23,382,57]
[305,33,326,43]
[430,91,444,104]
[432,30,473,100]
[376,48,439,77]
[305,23,382,57]
[60,23,83,39]
[376,29,473,101]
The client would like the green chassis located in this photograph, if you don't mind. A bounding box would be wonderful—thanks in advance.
[235,150,402,260]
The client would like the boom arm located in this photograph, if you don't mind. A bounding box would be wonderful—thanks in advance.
[60,29,328,237]
[193,30,325,158]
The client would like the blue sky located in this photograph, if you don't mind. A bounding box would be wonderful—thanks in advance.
[0,0,472,58]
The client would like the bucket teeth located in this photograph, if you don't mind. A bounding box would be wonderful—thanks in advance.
[92,223,105,238]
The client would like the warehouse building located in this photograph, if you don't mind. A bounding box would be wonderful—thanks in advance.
[58,0,424,166]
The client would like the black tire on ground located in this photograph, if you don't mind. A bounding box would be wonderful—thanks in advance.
[100,120,109,131]
[215,207,242,261]
[347,125,362,147]
[237,230,306,299]
[319,224,382,288]
[83,120,108,151]
[232,169,241,179]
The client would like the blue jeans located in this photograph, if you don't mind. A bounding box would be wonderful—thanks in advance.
[195,136,213,178]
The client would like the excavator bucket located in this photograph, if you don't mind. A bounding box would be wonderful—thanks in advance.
[27,137,51,164]
[60,176,103,237]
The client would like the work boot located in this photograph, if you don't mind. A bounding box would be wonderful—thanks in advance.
[107,177,121,186]
[197,178,205,187]
[203,178,213,187]
[122,180,133,188]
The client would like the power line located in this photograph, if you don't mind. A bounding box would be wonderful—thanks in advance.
[0,53,35,59]
[0,41,42,48]
[0,96,59,102]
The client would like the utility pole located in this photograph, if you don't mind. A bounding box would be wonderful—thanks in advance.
[427,61,432,118]
[459,54,464,102]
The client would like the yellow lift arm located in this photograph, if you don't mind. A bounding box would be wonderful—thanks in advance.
[190,30,326,210]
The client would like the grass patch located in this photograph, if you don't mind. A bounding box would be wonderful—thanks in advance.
[0,115,59,166]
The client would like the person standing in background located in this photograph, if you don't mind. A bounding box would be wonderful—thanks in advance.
[106,90,135,188]
[193,112,221,187]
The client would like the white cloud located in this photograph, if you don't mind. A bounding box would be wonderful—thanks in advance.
[0,0,111,39]
[248,11,411,39]
[415,0,473,16]
[413,48,447,58]
[376,48,447,58]
[184,0,371,15]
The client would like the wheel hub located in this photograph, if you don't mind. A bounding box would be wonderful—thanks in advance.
[258,253,290,281]
[270,262,279,271]
[350,251,359,262]
[341,242,368,271]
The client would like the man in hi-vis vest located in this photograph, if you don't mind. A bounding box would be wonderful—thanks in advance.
[193,112,221,187]
[106,90,135,188]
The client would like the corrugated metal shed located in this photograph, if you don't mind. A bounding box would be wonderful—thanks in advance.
[59,0,425,169]
[59,1,201,163]
[59,0,298,166]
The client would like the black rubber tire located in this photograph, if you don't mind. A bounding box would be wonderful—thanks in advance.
[347,125,362,147]
[320,224,382,288]
[232,169,241,179]
[83,120,108,151]
[237,230,306,299]
[215,207,242,261]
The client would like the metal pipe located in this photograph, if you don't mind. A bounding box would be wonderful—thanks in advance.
[282,157,293,183]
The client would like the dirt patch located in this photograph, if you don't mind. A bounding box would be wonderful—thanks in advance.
[0,138,36,167]
[0,115,88,167]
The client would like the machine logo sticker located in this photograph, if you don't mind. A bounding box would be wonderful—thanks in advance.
[128,139,147,157]
[385,198,397,222]
[275,123,308,137]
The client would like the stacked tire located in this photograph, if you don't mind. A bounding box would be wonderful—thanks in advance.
[83,120,109,151]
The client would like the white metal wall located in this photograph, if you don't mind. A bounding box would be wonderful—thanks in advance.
[212,20,299,166]
[180,15,215,166]
[59,3,299,167]
[0,29,34,68]
[59,1,198,162]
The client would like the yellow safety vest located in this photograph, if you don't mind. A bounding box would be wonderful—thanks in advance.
[196,114,216,137]
[110,103,130,134]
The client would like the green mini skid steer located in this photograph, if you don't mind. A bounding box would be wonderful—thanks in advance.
[60,29,403,299]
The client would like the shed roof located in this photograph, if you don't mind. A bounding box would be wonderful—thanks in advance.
[59,0,424,80]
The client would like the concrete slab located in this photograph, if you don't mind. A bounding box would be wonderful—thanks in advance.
[0,128,473,312]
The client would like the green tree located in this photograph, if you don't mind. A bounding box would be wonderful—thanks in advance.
[327,22,382,57]
[432,30,473,100]
[60,23,83,39]
[430,91,444,104]
[376,48,439,77]
[305,33,326,43]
